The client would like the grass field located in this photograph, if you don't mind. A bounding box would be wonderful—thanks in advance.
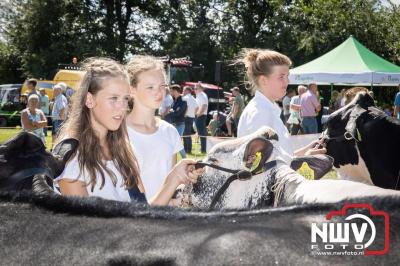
[0,127,53,149]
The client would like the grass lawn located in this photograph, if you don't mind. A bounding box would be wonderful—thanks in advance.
[0,127,53,149]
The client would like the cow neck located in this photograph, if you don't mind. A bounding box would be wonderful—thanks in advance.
[198,159,286,210]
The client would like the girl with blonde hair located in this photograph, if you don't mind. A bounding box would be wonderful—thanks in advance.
[237,49,326,160]
[126,55,191,204]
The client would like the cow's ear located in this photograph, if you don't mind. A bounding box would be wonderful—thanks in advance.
[345,105,367,141]
[52,138,79,163]
[52,138,79,177]
[243,137,274,171]
[290,154,334,180]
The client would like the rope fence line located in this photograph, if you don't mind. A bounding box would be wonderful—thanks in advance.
[0,112,57,119]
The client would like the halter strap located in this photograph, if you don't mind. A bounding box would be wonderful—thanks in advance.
[195,160,285,209]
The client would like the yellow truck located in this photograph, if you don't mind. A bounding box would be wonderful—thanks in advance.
[21,67,84,100]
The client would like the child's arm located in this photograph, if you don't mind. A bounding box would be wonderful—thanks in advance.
[58,179,88,197]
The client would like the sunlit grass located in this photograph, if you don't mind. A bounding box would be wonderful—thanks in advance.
[0,127,53,149]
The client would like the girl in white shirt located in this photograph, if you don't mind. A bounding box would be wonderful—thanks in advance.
[54,57,202,205]
[126,55,186,203]
[237,49,326,159]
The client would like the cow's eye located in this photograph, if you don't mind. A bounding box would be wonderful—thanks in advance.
[208,157,218,164]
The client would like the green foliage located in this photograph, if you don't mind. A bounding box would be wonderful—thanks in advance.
[0,0,399,106]
[0,42,22,83]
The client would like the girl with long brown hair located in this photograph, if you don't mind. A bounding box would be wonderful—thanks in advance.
[54,57,202,205]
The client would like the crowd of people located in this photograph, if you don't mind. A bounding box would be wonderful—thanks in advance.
[18,50,400,207]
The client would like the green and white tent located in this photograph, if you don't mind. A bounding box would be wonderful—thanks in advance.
[289,36,400,86]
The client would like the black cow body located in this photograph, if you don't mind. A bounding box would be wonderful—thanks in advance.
[324,92,400,190]
[0,191,399,265]
[0,132,78,192]
[1,130,400,264]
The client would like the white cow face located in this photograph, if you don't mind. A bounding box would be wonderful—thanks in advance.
[190,126,290,209]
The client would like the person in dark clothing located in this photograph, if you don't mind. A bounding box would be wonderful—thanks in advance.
[166,85,187,158]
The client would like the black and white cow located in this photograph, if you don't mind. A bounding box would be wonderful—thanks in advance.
[323,91,400,190]
[186,126,400,209]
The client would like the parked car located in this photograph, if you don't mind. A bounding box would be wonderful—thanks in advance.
[0,84,23,127]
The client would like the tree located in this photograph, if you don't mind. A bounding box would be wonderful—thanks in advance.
[156,0,220,83]
[0,42,23,83]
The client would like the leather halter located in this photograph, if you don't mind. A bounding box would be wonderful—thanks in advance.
[320,130,355,144]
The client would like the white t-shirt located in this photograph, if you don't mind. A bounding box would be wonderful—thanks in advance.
[54,155,131,202]
[282,95,291,115]
[183,94,198,118]
[159,94,174,114]
[127,120,183,200]
[195,92,208,116]
[237,90,294,159]
[288,95,301,125]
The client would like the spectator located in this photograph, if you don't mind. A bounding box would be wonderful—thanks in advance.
[167,85,187,158]
[182,86,198,154]
[394,84,400,119]
[343,87,369,105]
[19,94,28,109]
[194,83,208,153]
[226,87,244,137]
[159,87,174,120]
[56,82,74,104]
[26,78,40,98]
[21,94,47,144]
[287,85,306,135]
[281,88,295,128]
[207,112,219,136]
[339,88,347,108]
[300,83,321,134]
[51,83,68,143]
[38,88,50,137]
[329,90,341,113]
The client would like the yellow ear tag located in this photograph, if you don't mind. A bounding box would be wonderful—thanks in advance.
[297,162,315,180]
[250,152,262,172]
[356,128,362,142]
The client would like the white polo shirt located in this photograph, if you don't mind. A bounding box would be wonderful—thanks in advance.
[195,92,208,116]
[237,90,294,158]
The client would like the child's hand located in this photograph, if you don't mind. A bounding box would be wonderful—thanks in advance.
[169,159,205,186]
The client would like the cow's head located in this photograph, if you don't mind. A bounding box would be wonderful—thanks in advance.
[0,132,78,191]
[189,127,333,209]
[323,91,375,183]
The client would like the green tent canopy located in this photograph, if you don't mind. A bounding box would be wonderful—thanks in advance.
[289,36,400,86]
